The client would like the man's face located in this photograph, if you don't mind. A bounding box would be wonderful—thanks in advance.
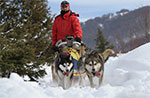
[61,5,70,11]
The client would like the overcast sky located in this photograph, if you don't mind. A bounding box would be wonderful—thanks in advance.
[48,0,150,22]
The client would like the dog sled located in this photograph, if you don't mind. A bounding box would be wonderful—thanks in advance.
[51,36,115,89]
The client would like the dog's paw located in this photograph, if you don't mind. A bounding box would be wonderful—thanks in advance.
[91,84,96,88]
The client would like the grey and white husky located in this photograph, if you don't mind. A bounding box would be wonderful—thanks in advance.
[78,49,115,88]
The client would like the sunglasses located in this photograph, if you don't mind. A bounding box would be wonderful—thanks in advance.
[61,4,69,8]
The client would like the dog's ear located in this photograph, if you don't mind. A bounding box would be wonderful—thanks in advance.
[81,56,86,63]
[59,52,63,58]
[69,55,73,61]
[98,53,104,63]
[83,51,88,59]
[77,56,86,69]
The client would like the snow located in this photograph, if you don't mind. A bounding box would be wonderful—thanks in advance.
[98,23,104,29]
[119,12,129,16]
[109,11,129,20]
[109,14,118,20]
[132,34,136,39]
[1,42,150,98]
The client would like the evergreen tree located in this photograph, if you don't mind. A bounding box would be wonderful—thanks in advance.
[95,29,114,53]
[0,0,53,81]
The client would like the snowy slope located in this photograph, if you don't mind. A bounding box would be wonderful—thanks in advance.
[0,42,150,98]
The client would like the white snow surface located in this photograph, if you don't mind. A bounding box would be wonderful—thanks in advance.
[1,42,150,98]
[109,11,129,20]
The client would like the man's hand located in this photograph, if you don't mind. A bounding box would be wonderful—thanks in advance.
[74,36,81,43]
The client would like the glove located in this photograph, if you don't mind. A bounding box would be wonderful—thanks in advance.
[74,36,81,43]
[52,46,59,52]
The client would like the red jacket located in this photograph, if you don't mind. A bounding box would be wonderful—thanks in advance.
[52,10,82,46]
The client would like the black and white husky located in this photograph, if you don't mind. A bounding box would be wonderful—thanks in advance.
[51,52,74,89]
[78,49,115,88]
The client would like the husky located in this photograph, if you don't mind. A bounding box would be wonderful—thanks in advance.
[78,49,115,88]
[51,52,74,89]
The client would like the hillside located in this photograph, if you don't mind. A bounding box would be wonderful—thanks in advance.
[81,6,150,52]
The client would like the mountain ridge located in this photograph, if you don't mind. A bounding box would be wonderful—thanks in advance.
[81,6,150,52]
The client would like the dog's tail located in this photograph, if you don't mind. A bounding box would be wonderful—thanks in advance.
[103,49,115,62]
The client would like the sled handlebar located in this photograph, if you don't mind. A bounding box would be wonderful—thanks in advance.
[56,40,81,47]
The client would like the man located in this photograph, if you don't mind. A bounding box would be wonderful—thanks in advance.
[52,0,82,47]
[51,1,83,74]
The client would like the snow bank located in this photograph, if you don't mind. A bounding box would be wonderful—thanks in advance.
[0,73,51,98]
[104,42,150,98]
